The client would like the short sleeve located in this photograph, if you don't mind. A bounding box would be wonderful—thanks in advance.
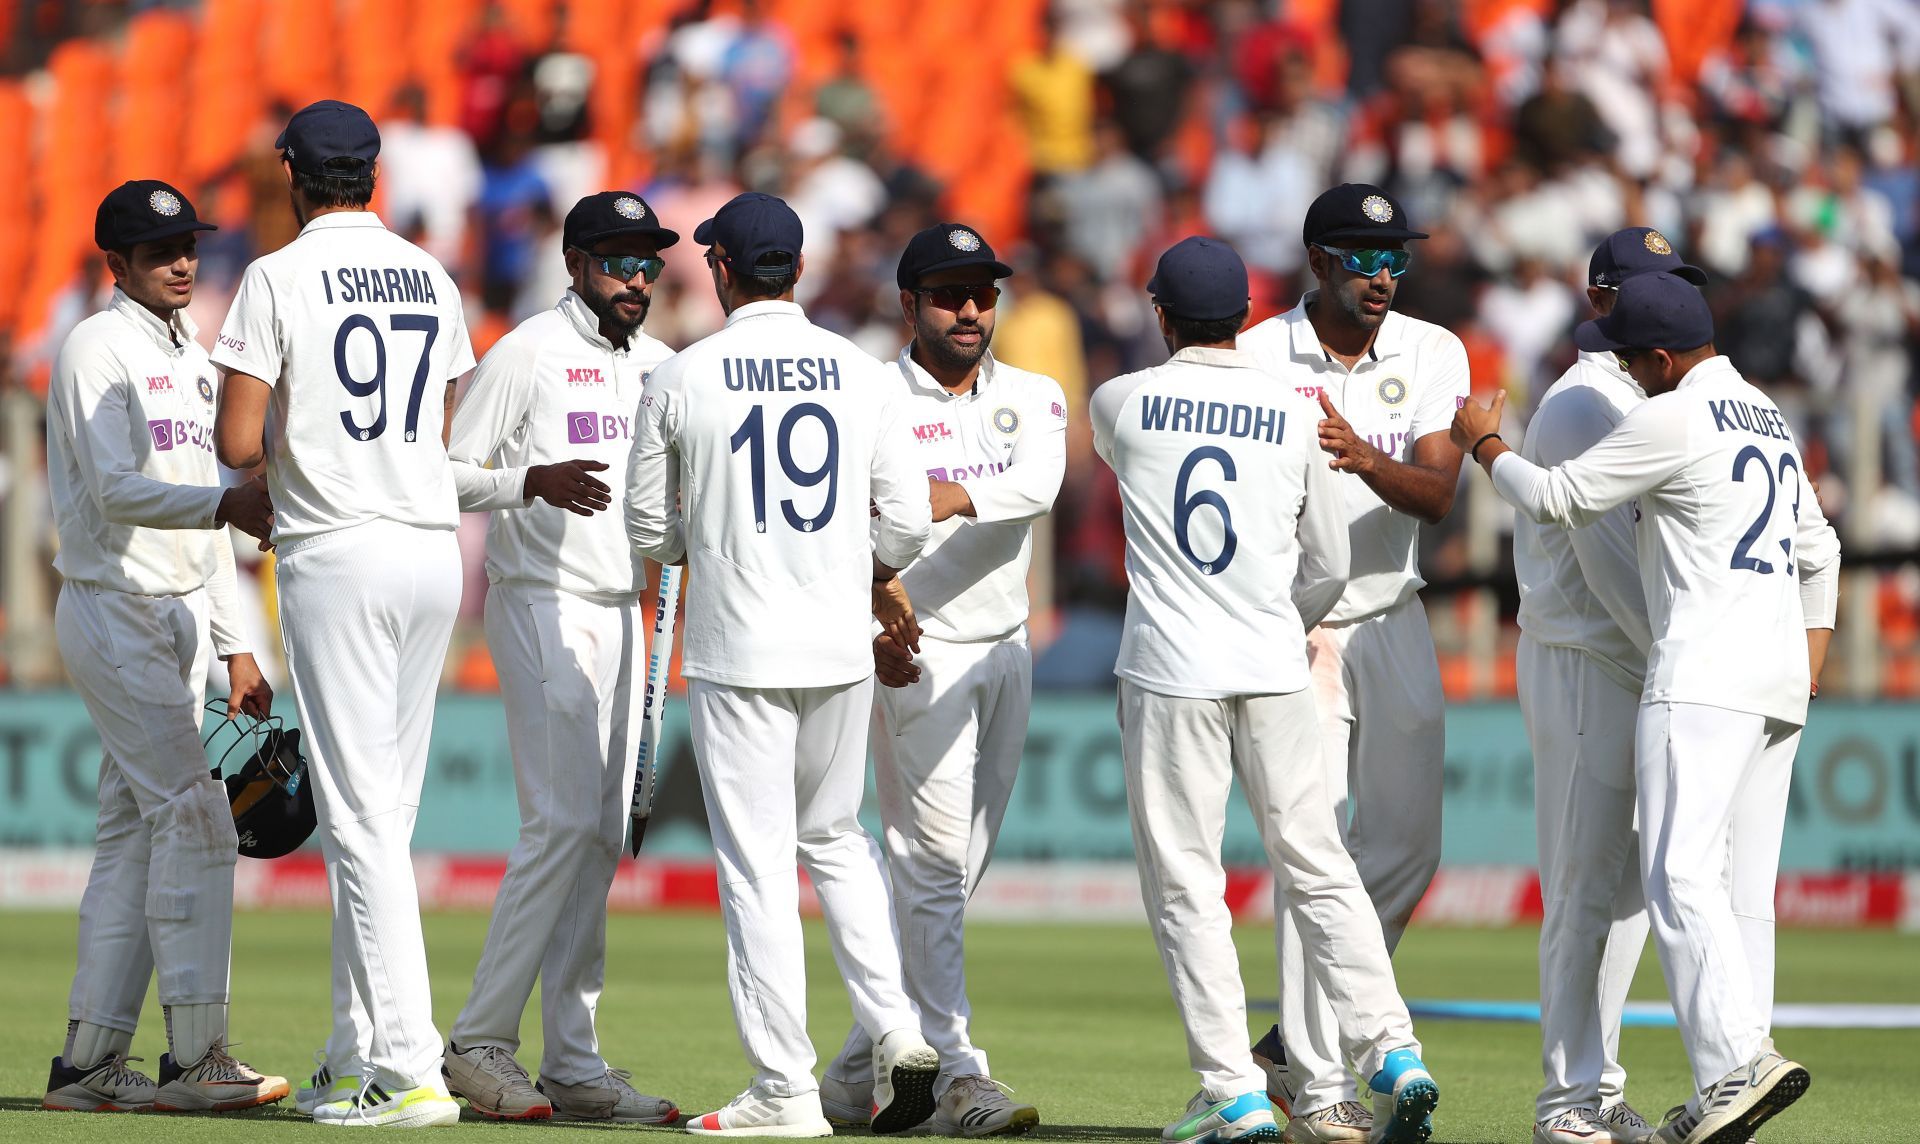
[210,263,285,385]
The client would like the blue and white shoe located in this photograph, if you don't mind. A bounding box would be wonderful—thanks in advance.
[1163,1092,1281,1144]
[1366,1049,1439,1144]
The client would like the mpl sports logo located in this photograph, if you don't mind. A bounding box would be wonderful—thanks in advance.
[567,411,634,445]
[912,421,952,443]
[565,367,607,386]
[146,375,174,394]
[148,418,214,454]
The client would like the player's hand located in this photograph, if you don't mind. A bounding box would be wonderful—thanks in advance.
[1317,392,1381,475]
[526,460,612,516]
[223,652,272,720]
[1450,390,1506,454]
[872,575,922,654]
[930,479,974,522]
[873,632,922,688]
[216,475,274,543]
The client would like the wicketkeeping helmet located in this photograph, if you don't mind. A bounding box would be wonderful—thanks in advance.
[204,703,317,859]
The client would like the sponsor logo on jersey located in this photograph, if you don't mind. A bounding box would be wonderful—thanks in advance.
[148,418,213,453]
[567,411,634,445]
[566,367,607,386]
[1051,401,1066,421]
[217,333,246,353]
[992,406,1020,435]
[1377,377,1407,406]
[927,461,1007,482]
[912,421,953,443]
[146,375,174,393]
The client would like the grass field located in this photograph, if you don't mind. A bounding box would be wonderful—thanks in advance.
[0,911,1913,1142]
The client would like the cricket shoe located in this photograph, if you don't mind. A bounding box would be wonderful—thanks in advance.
[1252,1025,1299,1117]
[1646,1047,1808,1144]
[684,1088,831,1136]
[540,1067,677,1123]
[153,1043,290,1112]
[296,1051,358,1115]
[931,1074,1039,1137]
[819,1072,872,1126]
[871,1027,940,1133]
[442,1042,550,1120]
[1366,1048,1439,1144]
[1597,1101,1651,1142]
[311,1076,461,1128]
[42,1053,156,1112]
[1284,1101,1372,1142]
[1163,1091,1281,1143]
[1534,1107,1610,1143]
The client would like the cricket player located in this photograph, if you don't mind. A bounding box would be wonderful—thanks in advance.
[1234,184,1466,1143]
[1453,272,1839,1144]
[627,192,938,1137]
[42,179,286,1115]
[817,223,1064,1137]
[213,100,475,1128]
[1091,236,1439,1144]
[440,191,680,1124]
[1520,230,1706,1144]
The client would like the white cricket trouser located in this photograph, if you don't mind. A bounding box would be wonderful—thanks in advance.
[826,635,1032,1090]
[1119,681,1418,1102]
[1636,701,1795,1090]
[451,583,639,1084]
[1279,597,1444,1113]
[1518,637,1649,1120]
[58,582,237,1029]
[277,520,461,1090]
[687,677,921,1099]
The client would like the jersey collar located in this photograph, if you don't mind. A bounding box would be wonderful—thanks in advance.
[1577,349,1646,398]
[723,299,804,326]
[558,289,622,352]
[895,343,997,401]
[109,286,197,353]
[1282,291,1403,364]
[1170,345,1253,368]
[1675,354,1736,390]
[296,210,389,237]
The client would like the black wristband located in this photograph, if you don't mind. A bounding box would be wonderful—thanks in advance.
[1470,432,1503,463]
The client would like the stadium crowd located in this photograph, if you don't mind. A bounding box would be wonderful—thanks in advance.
[2,0,1919,692]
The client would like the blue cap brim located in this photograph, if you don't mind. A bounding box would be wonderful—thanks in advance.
[1573,317,1629,353]
[693,218,715,246]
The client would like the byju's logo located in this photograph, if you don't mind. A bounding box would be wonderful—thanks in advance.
[149,420,175,450]
[568,412,601,444]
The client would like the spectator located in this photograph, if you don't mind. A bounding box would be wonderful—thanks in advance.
[814,33,880,141]
[1795,0,1920,145]
[720,0,794,150]
[1478,256,1576,402]
[457,1,530,156]
[474,130,555,316]
[1202,114,1315,294]
[1513,57,1611,175]
[381,85,485,274]
[1011,9,1098,179]
[1101,1,1195,164]
[1555,0,1672,179]
[1057,119,1162,284]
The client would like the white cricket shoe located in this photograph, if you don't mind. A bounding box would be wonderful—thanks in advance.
[311,1076,461,1128]
[1598,1101,1651,1142]
[540,1066,677,1123]
[42,1053,157,1112]
[871,1028,940,1133]
[930,1074,1039,1137]
[154,1043,290,1112]
[1283,1101,1372,1143]
[1647,1047,1808,1144]
[684,1088,832,1137]
[820,1073,873,1126]
[442,1043,550,1121]
[1252,1025,1299,1117]
[295,1050,353,1115]
[1534,1107,1610,1143]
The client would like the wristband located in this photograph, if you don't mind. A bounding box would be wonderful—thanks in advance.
[1470,432,1503,463]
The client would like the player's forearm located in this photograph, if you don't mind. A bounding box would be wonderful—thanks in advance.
[1357,455,1457,524]
[955,461,1064,525]
[1807,626,1833,693]
[100,474,228,531]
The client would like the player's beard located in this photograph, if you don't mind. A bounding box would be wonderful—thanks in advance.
[916,316,991,375]
[586,285,650,342]
[1331,276,1393,330]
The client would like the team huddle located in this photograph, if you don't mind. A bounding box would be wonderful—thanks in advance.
[40,96,1837,1144]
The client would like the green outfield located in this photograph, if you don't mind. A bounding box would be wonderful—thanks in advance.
[0,911,1912,1142]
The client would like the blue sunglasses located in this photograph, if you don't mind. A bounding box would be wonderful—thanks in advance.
[1314,244,1413,279]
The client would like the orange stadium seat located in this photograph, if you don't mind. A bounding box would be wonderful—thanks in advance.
[338,0,409,119]
[186,0,265,181]
[0,82,30,329]
[21,39,114,356]
[113,11,195,184]
[261,0,341,110]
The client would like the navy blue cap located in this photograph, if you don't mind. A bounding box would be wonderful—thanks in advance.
[1147,236,1250,322]
[95,179,217,251]
[1574,271,1714,352]
[693,192,802,277]
[1303,183,1427,246]
[563,191,679,251]
[896,223,1013,289]
[276,100,380,178]
[1589,227,1707,288]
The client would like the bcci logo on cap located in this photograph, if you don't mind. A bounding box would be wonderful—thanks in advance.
[1362,195,1393,223]
[148,189,182,217]
[948,229,982,252]
[615,196,647,220]
[1644,229,1673,255]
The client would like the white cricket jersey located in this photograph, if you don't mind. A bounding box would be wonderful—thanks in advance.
[212,211,476,546]
[626,300,932,688]
[1238,295,1469,624]
[46,288,248,655]
[448,290,671,599]
[1490,355,1841,726]
[1090,346,1349,699]
[1514,351,1652,692]
[889,347,1067,644]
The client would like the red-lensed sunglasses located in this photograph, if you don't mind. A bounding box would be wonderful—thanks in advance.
[914,285,1000,311]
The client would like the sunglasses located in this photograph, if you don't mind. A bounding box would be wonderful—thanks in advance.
[1614,348,1654,370]
[915,284,1001,311]
[1314,244,1412,279]
[581,251,665,283]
